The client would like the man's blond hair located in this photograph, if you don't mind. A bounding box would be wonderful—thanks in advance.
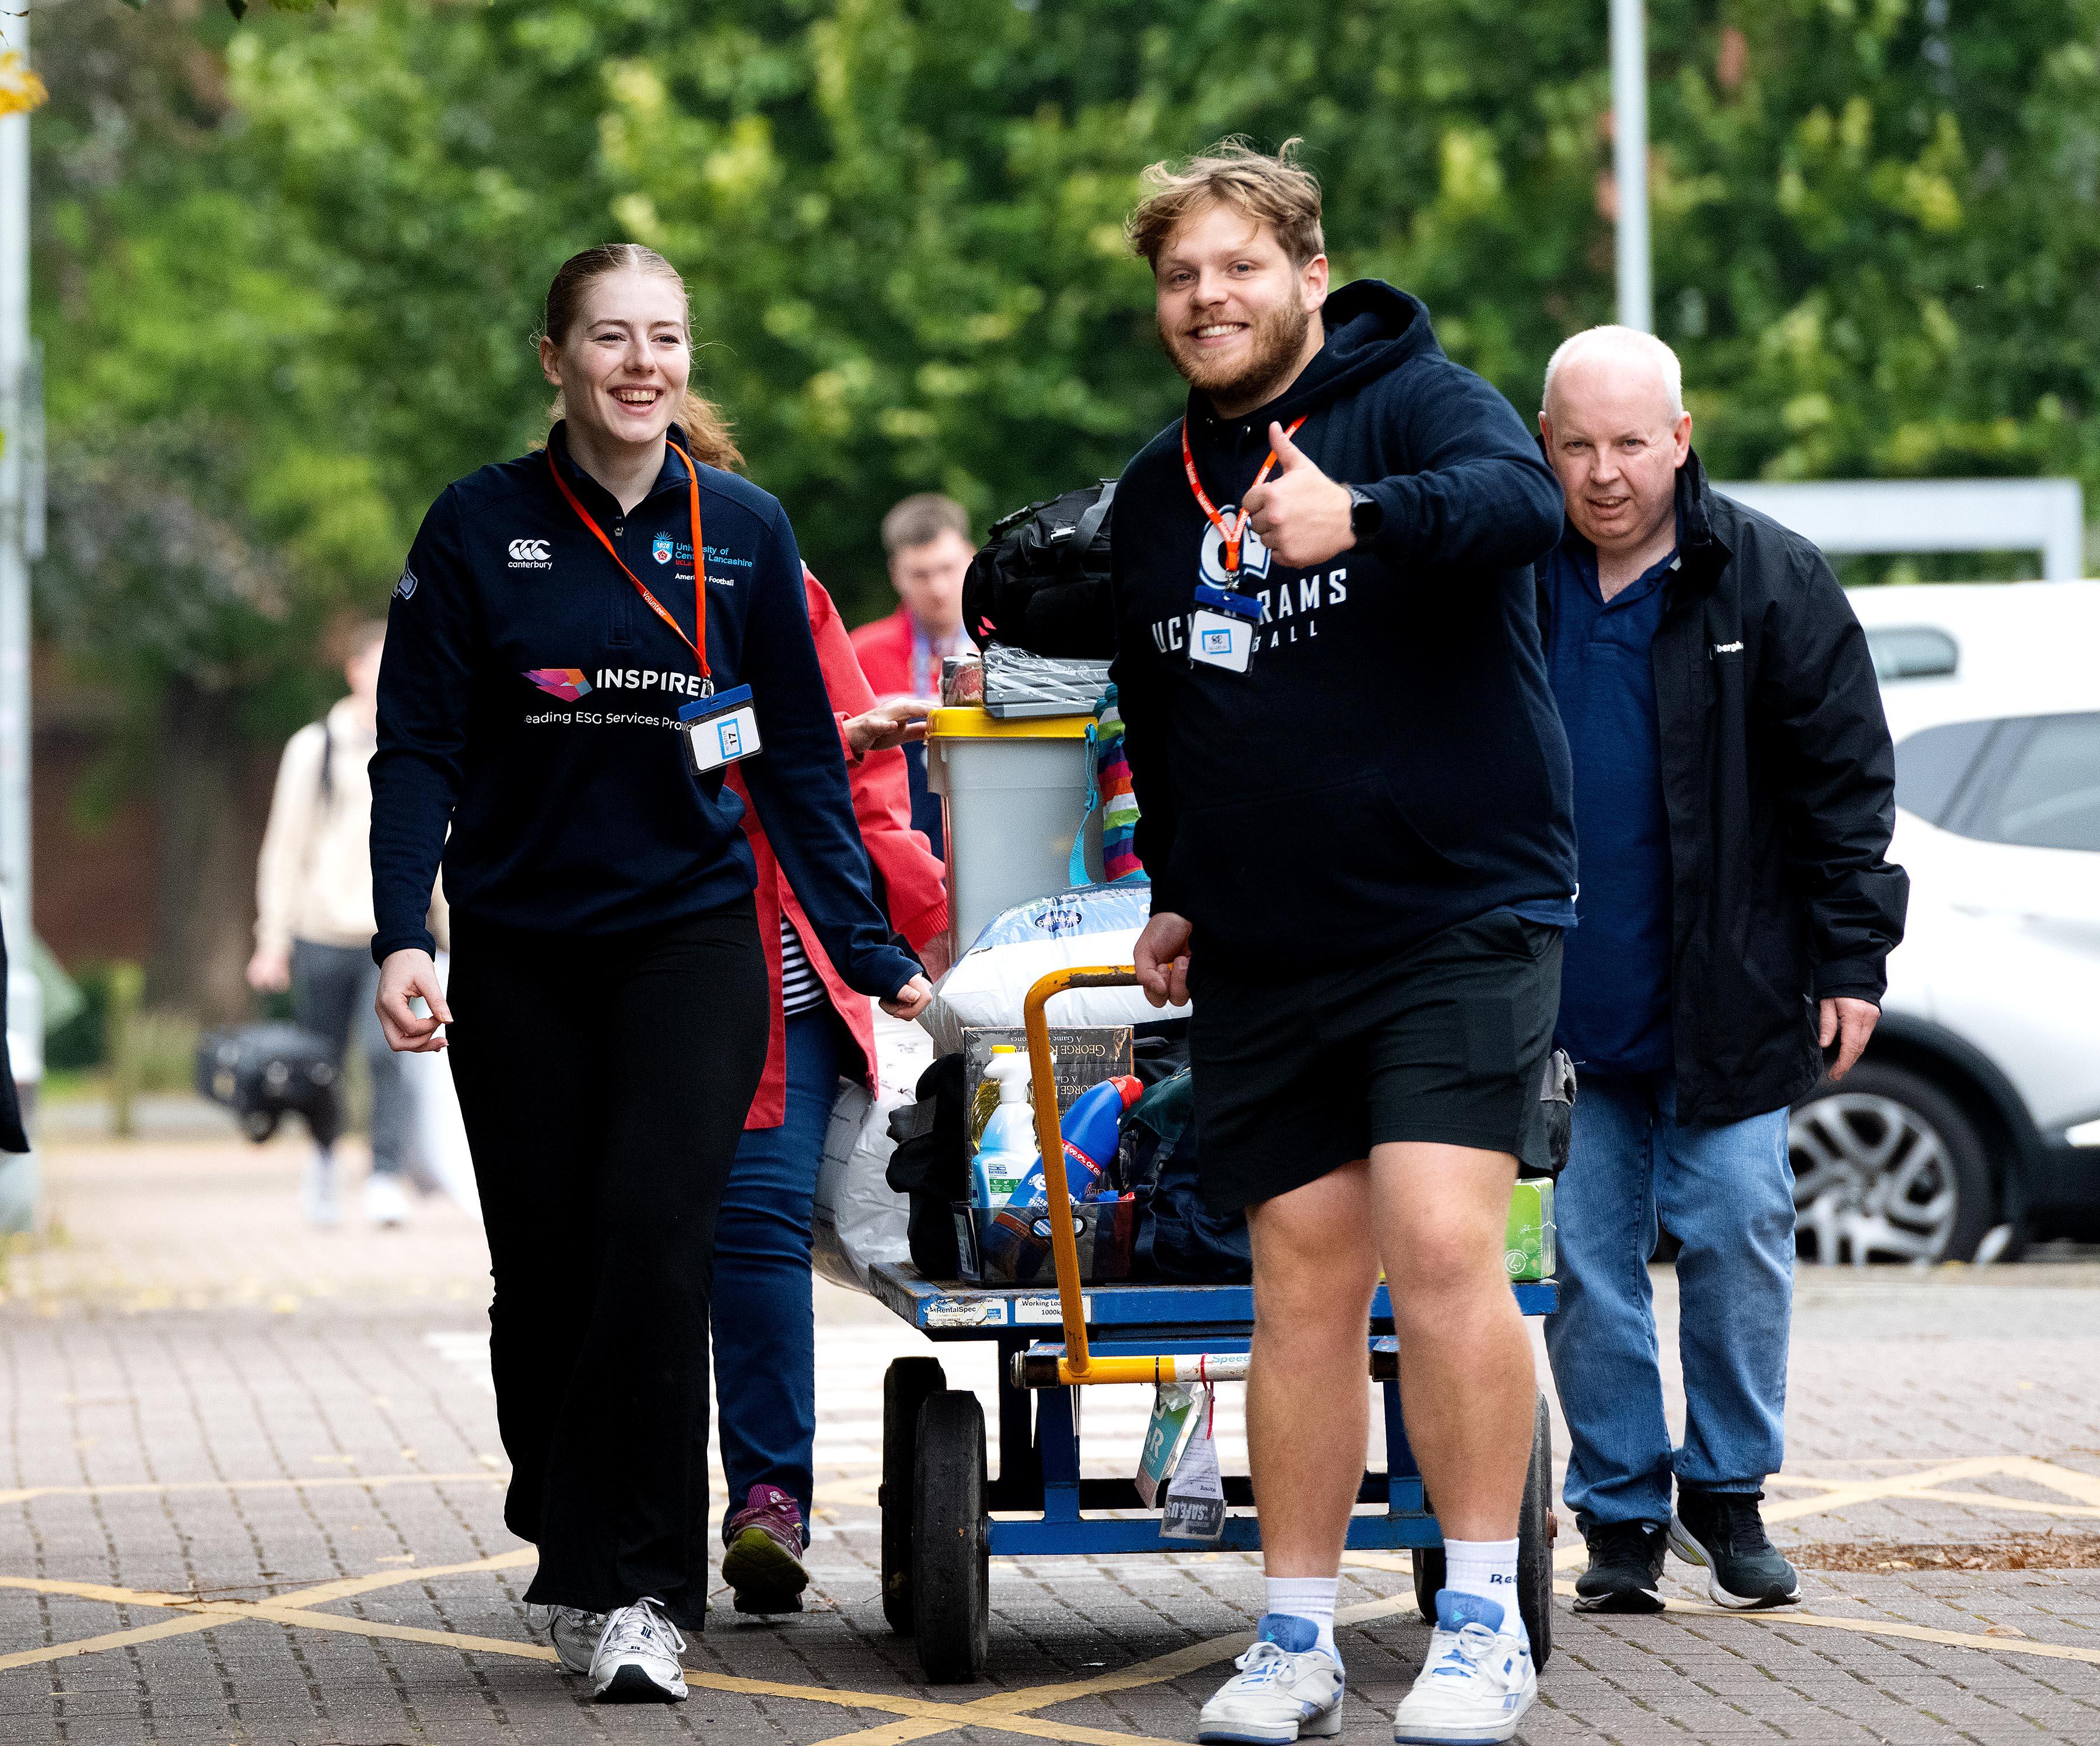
[1126,137,1325,272]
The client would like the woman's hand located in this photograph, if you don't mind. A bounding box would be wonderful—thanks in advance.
[881,974,935,1023]
[844,697,936,757]
[376,949,453,1052]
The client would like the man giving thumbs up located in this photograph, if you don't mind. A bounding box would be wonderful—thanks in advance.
[1107,140,1576,1746]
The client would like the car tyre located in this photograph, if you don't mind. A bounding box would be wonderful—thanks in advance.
[1790,1062,1994,1263]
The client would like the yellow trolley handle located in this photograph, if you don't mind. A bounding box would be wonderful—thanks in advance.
[1020,965,1143,1381]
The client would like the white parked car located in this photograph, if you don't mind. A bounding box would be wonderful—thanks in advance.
[1786,582,2100,1262]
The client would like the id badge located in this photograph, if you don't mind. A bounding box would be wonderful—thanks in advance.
[1188,585,1261,674]
[680,684,762,774]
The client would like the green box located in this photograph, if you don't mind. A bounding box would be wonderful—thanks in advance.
[1504,1179,1556,1282]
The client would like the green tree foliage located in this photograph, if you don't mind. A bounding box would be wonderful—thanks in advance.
[44,0,2100,628]
[29,0,2100,1000]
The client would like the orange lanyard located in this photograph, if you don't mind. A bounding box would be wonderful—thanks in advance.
[548,439,711,683]
[1180,415,1306,579]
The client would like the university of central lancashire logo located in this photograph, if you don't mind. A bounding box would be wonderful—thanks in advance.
[524,668,593,702]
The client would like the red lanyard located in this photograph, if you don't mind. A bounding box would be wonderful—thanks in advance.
[1180,415,1306,579]
[548,439,710,682]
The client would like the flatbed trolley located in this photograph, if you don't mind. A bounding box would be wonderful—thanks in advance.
[869,967,1558,1684]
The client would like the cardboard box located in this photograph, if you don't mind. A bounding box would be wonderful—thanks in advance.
[962,1024,1132,1142]
[1505,1178,1556,1282]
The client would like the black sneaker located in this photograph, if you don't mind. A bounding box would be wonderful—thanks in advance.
[1668,1488,1801,1609]
[1572,1521,1667,1613]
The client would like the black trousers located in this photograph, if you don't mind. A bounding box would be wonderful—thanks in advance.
[446,901,769,1629]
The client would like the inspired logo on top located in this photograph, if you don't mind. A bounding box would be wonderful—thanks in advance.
[1196,509,1273,589]
[652,533,675,565]
[523,668,593,702]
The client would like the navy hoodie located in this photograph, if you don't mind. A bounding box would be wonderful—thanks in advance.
[369,423,921,1001]
[1108,281,1577,971]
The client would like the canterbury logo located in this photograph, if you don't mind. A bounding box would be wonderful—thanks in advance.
[509,538,551,562]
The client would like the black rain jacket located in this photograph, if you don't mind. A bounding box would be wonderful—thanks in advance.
[1542,450,1909,1125]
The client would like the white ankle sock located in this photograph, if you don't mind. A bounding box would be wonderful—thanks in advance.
[1441,1538,1523,1640]
[1263,1576,1339,1664]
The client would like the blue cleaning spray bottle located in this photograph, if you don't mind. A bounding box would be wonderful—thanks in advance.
[1003,1075,1142,1209]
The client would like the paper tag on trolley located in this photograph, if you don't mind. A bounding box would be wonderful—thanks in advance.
[1160,1388,1225,1542]
[1135,1383,1203,1508]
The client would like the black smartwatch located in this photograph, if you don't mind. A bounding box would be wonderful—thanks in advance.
[1346,485,1382,546]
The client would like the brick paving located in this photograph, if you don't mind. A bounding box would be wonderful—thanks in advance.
[2,1128,2098,1744]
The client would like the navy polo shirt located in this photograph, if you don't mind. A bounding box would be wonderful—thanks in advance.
[1544,528,1678,1075]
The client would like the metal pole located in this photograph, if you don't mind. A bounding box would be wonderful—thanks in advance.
[0,6,42,1233]
[1611,0,1653,331]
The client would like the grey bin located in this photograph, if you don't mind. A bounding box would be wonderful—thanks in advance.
[926,705,1104,956]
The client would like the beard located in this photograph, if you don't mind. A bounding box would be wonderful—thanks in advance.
[1158,293,1313,409]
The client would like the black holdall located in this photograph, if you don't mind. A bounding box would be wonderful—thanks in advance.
[195,1023,342,1146]
[962,480,1120,659]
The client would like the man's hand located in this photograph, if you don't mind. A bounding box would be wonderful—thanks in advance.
[1818,996,1880,1081]
[844,697,935,757]
[1133,911,1194,1009]
[1242,422,1355,571]
[246,947,291,995]
[376,949,452,1053]
[883,974,935,1022]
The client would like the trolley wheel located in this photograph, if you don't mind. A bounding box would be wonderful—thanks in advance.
[880,1357,946,1635]
[1410,1544,1445,1623]
[911,1389,990,1684]
[1518,1391,1553,1668]
[1411,1392,1553,1670]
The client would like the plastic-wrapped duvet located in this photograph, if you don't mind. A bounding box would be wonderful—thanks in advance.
[920,883,1190,1055]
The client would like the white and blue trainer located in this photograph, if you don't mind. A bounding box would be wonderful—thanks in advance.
[1391,1591,1535,1745]
[1196,1614,1345,1744]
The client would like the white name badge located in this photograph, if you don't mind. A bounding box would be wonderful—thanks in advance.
[1188,584,1262,673]
[680,684,763,774]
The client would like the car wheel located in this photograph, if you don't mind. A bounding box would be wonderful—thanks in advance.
[1789,1063,1994,1264]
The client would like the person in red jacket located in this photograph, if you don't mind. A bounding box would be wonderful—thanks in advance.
[849,494,974,856]
[713,565,949,1615]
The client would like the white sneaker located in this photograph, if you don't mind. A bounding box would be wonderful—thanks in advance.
[301,1153,341,1228]
[364,1173,412,1228]
[1197,1615,1343,1744]
[589,1598,687,1703]
[1391,1591,1534,1745]
[527,1604,603,1675]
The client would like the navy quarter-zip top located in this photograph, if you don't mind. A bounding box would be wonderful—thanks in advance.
[370,422,921,1001]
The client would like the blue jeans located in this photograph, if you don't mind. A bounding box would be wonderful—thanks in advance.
[711,1010,845,1538]
[1542,1070,1794,1531]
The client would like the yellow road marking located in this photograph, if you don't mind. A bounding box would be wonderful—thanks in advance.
[0,1612,227,1673]
[1548,1456,2100,1569]
[803,1590,1422,1746]
[0,1551,538,1674]
[1548,1581,2100,1668]
[11,1452,2100,1737]
[0,1470,508,1507]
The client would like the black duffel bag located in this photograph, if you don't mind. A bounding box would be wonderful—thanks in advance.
[885,1052,968,1279]
[961,480,1119,657]
[195,1023,342,1145]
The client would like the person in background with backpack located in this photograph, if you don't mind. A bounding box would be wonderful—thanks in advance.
[249,620,428,1230]
[849,493,974,856]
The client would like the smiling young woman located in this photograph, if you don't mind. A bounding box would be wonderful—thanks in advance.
[367,243,931,1704]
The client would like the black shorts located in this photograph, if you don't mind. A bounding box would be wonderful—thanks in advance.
[1188,909,1564,1215]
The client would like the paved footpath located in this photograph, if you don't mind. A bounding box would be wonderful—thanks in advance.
[3,1129,2098,1745]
